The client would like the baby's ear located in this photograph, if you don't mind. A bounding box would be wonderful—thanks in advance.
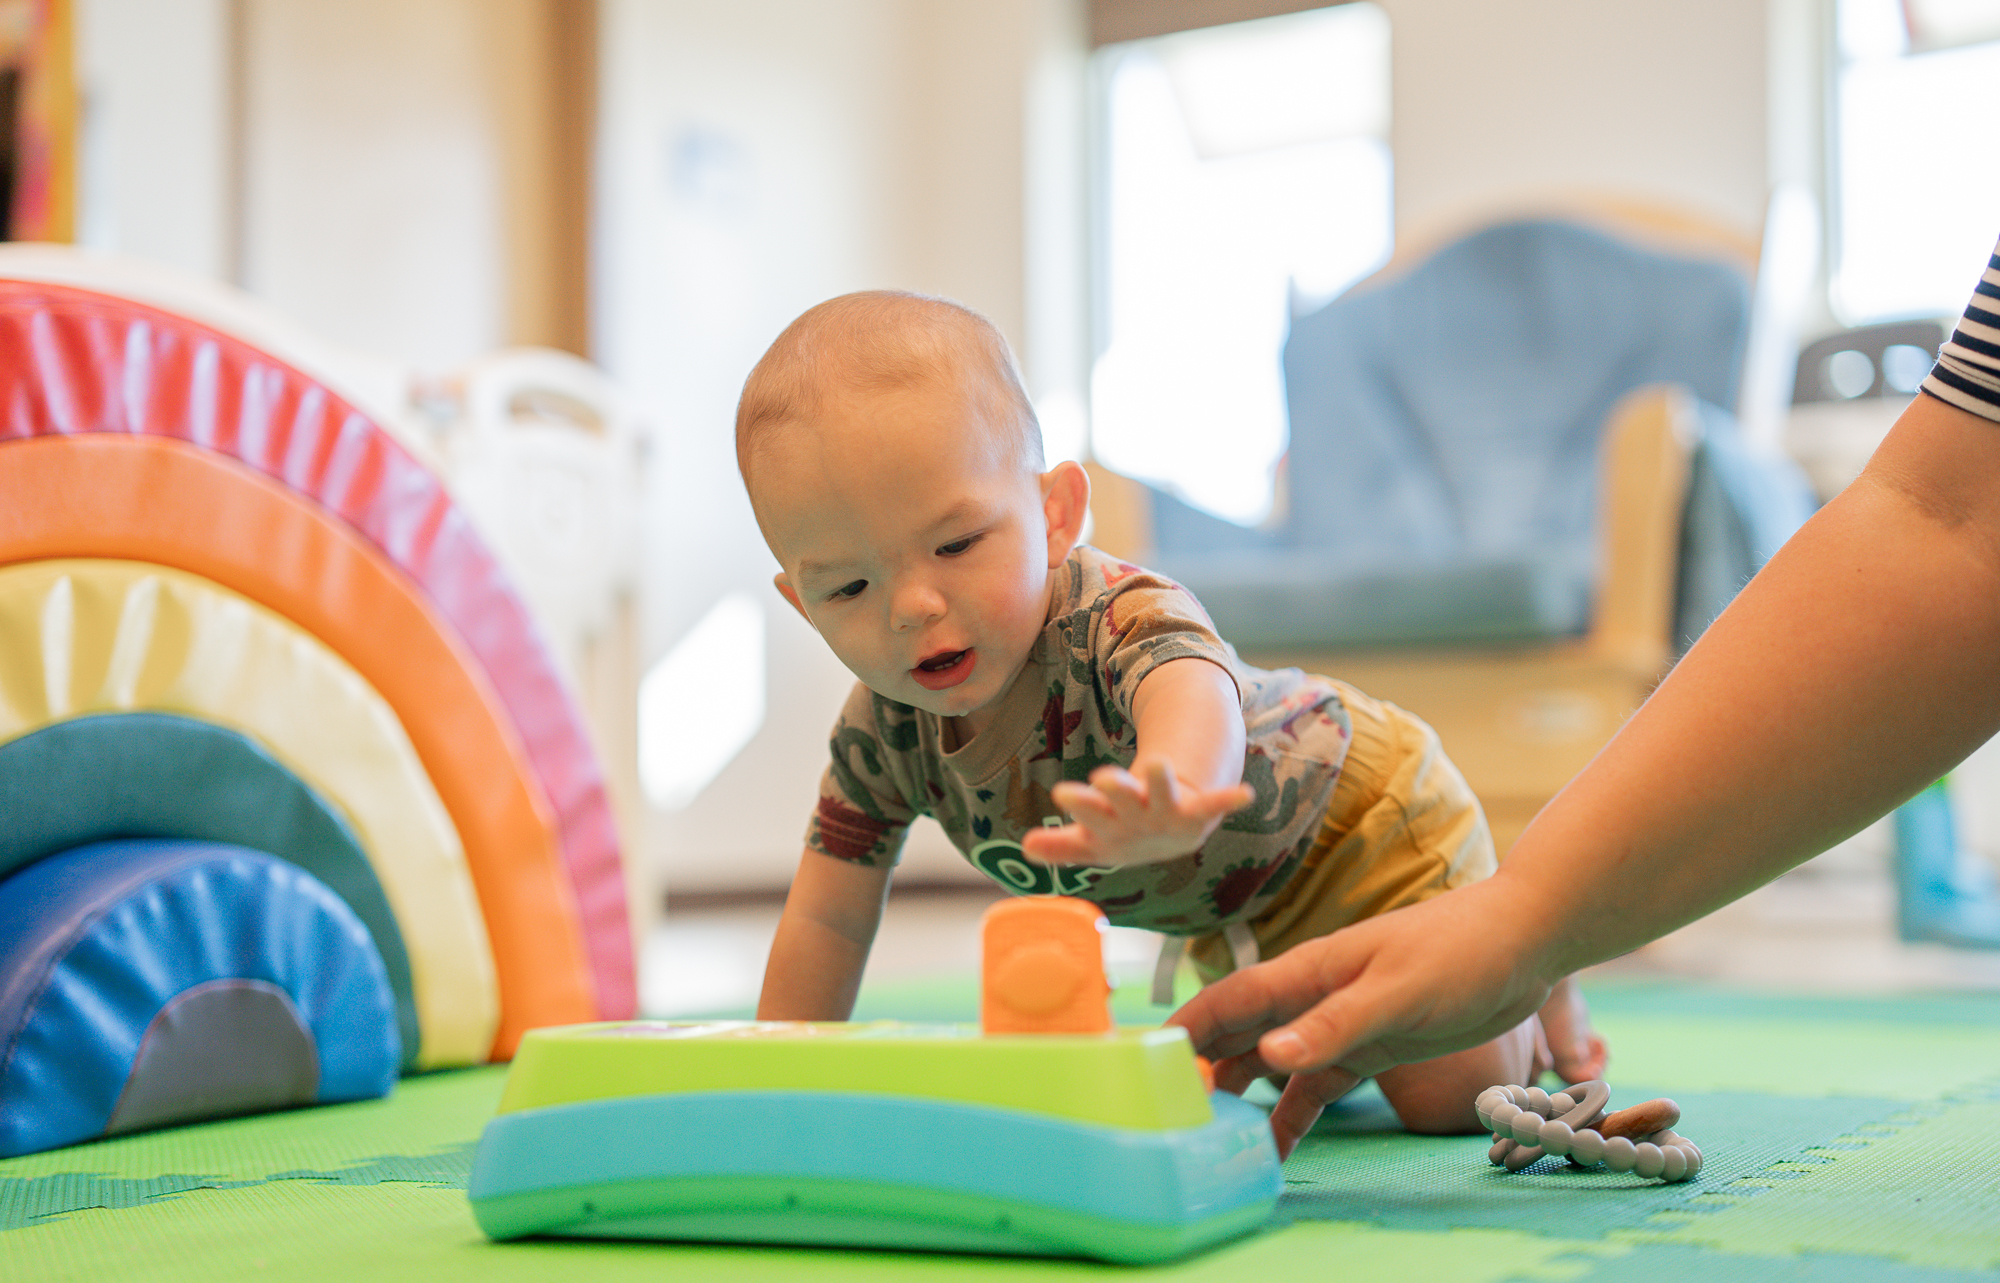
[1042,460,1091,566]
[772,574,815,627]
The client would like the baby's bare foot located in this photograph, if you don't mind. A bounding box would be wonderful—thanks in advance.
[1537,976,1608,1084]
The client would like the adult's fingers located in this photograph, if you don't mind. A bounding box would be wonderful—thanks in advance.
[1256,978,1401,1077]
[1210,1047,1278,1095]
[1267,1066,1361,1160]
[1167,959,1303,1059]
[1168,925,1376,1061]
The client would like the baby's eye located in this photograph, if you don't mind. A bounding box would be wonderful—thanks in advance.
[829,579,867,601]
[937,535,980,557]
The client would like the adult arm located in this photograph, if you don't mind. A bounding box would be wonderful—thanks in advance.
[1172,388,2000,1118]
[757,847,893,1020]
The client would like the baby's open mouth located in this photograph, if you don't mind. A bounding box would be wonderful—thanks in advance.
[911,647,976,691]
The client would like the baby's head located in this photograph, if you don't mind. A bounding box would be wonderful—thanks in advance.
[737,291,1089,725]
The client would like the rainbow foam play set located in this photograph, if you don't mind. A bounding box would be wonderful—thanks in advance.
[0,266,633,1158]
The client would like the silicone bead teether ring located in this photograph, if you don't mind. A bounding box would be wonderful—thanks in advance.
[1473,1081,1702,1183]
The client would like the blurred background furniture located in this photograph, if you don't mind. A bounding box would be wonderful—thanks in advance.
[1089,205,1818,857]
[1785,319,1949,502]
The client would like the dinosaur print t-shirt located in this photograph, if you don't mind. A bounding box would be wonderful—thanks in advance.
[805,545,1353,935]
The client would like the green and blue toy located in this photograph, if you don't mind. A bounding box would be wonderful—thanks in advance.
[467,897,1282,1262]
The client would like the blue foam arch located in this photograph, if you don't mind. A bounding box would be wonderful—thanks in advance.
[0,713,418,1068]
[0,840,400,1157]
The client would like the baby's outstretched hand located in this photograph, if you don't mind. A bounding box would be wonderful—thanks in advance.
[1024,761,1254,867]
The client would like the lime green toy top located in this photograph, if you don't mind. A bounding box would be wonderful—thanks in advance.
[497,1021,1214,1132]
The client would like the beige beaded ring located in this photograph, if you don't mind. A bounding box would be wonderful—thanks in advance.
[1475,1081,1704,1182]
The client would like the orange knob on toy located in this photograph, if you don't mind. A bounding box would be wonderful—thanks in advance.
[980,896,1113,1035]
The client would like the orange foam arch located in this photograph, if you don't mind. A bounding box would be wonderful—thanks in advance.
[0,433,593,1056]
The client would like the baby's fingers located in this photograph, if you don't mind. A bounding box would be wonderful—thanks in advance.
[1021,823,1104,864]
[1181,782,1255,823]
[1086,765,1148,807]
[1050,779,1120,822]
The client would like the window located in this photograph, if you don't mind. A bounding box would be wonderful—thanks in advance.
[1090,3,1390,526]
[1832,0,2000,322]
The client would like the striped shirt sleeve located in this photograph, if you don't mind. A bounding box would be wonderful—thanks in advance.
[1921,236,2000,423]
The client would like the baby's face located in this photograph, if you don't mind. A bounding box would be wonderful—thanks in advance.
[754,378,1071,729]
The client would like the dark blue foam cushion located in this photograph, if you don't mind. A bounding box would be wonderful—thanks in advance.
[0,839,400,1158]
[0,713,417,1068]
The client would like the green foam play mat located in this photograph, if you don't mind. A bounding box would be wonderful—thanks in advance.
[5,979,1998,1282]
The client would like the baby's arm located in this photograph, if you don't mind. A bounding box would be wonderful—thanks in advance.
[756,847,894,1020]
[1023,657,1255,866]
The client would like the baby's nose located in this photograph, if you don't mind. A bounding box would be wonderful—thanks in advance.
[891,582,947,629]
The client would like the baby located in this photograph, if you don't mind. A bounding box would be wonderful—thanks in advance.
[736,290,1604,1141]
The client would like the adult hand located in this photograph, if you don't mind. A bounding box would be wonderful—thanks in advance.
[1166,874,1560,1157]
[1023,760,1254,866]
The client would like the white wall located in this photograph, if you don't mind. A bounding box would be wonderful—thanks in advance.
[238,0,513,369]
[1381,0,1773,241]
[75,0,233,277]
[79,0,554,372]
[597,0,909,894]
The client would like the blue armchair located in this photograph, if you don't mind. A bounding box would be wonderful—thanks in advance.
[1089,214,1817,855]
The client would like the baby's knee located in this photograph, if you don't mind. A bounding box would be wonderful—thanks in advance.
[1383,1078,1482,1134]
[1378,1020,1539,1135]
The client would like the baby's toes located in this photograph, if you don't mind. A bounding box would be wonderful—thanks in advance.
[1556,1033,1609,1084]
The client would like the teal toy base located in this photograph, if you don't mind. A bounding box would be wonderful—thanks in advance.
[474,1173,1274,1262]
[468,1089,1282,1264]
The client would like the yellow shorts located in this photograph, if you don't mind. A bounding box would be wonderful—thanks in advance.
[1187,679,1496,983]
